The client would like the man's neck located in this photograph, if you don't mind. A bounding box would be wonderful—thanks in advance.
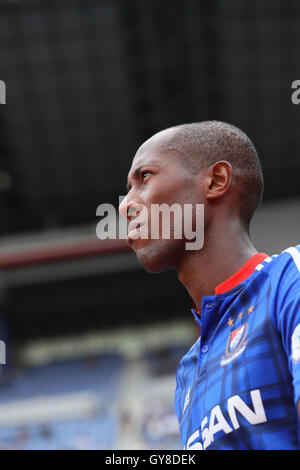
[176,224,257,311]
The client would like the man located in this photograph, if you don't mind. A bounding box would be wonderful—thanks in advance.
[119,121,300,450]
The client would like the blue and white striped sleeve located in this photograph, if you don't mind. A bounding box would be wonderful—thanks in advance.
[273,246,300,406]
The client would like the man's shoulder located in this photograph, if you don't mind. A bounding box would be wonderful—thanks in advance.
[250,246,300,312]
[254,245,300,284]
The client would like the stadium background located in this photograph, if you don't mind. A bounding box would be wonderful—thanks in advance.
[0,0,299,449]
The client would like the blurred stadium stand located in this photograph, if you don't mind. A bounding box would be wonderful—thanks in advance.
[0,0,299,449]
[0,0,300,235]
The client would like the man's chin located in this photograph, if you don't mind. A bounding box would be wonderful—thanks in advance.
[133,240,176,274]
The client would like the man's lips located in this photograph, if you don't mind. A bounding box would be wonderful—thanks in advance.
[127,221,142,241]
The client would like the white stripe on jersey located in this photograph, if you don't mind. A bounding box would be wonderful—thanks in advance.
[255,254,278,272]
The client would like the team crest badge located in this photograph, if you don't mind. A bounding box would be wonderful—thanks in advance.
[220,323,248,366]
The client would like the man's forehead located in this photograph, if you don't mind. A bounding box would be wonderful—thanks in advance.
[130,149,160,170]
[129,143,165,175]
[129,129,180,173]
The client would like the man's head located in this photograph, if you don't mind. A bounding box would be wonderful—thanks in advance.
[119,120,264,273]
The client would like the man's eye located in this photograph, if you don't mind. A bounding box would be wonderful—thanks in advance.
[141,171,151,180]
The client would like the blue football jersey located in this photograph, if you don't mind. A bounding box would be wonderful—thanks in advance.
[175,246,300,450]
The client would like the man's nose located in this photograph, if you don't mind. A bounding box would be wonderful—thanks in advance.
[119,195,129,219]
[119,194,140,220]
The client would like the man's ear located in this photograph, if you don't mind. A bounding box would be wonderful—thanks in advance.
[206,161,233,200]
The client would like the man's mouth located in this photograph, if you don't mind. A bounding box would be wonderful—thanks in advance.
[127,221,144,243]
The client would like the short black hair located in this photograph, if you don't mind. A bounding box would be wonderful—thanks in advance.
[160,121,264,229]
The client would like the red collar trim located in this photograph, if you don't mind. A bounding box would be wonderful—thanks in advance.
[215,253,269,295]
